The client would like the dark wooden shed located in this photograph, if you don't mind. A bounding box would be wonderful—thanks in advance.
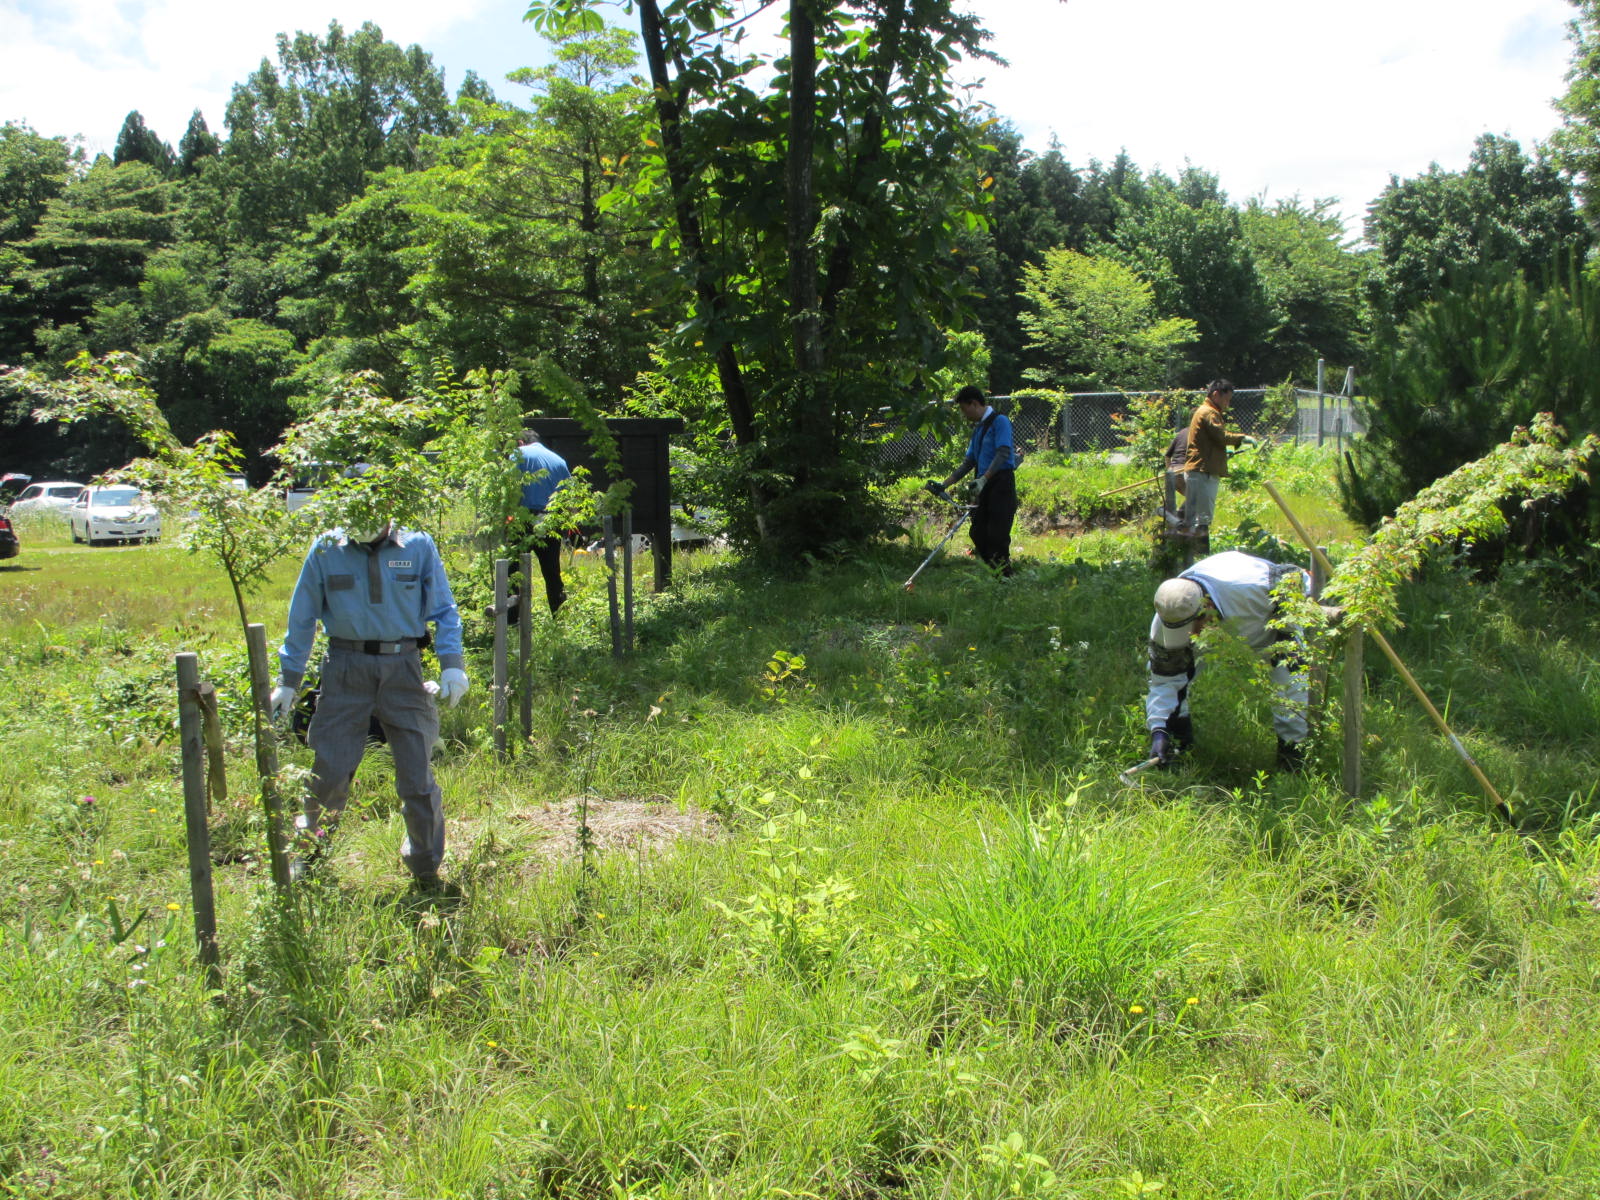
[526,417,686,590]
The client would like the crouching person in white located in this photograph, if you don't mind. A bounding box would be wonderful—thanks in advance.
[1145,550,1312,773]
[270,518,469,888]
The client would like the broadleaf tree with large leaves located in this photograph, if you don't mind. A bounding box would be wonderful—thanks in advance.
[525,0,1004,559]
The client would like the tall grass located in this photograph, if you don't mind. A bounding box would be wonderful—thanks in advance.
[2,452,1599,1196]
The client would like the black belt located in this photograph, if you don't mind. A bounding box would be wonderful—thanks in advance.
[328,636,419,655]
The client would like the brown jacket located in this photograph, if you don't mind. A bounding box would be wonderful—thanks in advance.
[1183,398,1245,476]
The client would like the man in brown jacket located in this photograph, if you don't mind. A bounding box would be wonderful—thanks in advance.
[1182,378,1255,550]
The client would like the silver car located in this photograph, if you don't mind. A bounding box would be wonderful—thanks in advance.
[69,485,162,545]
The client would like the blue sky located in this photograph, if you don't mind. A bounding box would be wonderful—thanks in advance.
[0,0,1578,238]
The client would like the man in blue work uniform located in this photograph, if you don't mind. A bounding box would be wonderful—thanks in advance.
[930,385,1018,576]
[516,428,572,613]
[270,518,469,887]
[1144,550,1315,772]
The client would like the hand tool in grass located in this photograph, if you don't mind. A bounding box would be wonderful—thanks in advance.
[1095,474,1162,500]
[1117,755,1164,786]
[1262,481,1516,828]
[903,490,975,592]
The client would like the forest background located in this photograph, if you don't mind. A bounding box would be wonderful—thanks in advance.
[2,0,1600,555]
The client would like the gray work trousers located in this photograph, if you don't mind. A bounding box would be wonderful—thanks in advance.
[1183,471,1221,530]
[305,648,444,877]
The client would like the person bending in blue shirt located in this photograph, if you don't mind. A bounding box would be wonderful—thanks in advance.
[931,385,1018,577]
[270,518,469,888]
[515,428,573,613]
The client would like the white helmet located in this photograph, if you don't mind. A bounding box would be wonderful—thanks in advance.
[1154,578,1205,627]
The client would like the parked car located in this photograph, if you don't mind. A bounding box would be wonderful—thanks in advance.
[69,485,162,545]
[8,480,86,520]
[0,511,17,559]
[0,473,32,503]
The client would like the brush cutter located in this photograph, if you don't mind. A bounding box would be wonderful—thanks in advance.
[1117,756,1165,786]
[903,486,975,592]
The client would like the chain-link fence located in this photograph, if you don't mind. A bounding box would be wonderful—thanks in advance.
[867,387,1366,473]
[1290,388,1364,447]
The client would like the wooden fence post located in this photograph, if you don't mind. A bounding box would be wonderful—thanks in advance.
[519,550,533,743]
[176,653,220,988]
[244,624,292,892]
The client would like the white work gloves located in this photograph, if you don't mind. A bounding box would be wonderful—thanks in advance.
[269,683,297,721]
[435,667,470,707]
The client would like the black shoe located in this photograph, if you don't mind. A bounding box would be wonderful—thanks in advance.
[1276,738,1306,773]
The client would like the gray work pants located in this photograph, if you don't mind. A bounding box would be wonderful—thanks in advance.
[1183,471,1220,530]
[305,648,444,877]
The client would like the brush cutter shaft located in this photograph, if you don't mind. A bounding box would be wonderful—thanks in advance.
[1117,756,1163,785]
[903,504,973,590]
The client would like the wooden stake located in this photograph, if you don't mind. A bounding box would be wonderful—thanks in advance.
[493,558,508,761]
[603,516,622,659]
[1343,631,1364,799]
[176,653,220,988]
[519,551,533,743]
[1262,482,1513,825]
[195,680,227,808]
[244,624,292,891]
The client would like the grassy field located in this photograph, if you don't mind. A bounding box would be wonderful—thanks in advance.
[2,450,1599,1199]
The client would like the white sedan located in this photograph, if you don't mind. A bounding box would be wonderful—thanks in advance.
[8,480,86,520]
[69,485,162,545]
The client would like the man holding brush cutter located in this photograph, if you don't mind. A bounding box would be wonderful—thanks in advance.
[925,385,1018,577]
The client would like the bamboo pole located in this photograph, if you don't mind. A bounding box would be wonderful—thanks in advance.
[244,624,293,891]
[1262,482,1513,825]
[519,550,533,743]
[176,653,220,987]
[493,558,509,761]
[1095,474,1162,500]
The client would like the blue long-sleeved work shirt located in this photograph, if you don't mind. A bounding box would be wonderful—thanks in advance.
[965,408,1015,476]
[517,442,571,512]
[277,528,464,689]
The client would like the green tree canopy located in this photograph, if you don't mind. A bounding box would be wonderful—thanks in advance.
[1018,248,1196,391]
[113,111,175,175]
[1109,169,1275,385]
[176,110,221,178]
[1240,196,1365,382]
[1365,134,1587,332]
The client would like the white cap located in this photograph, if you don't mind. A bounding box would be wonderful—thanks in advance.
[1154,578,1205,627]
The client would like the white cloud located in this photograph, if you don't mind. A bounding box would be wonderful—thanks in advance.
[0,0,1577,236]
[965,0,1574,232]
[0,0,506,153]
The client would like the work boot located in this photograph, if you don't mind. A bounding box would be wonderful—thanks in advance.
[1276,738,1306,773]
[1166,714,1194,754]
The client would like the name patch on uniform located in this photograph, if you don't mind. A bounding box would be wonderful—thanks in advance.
[387,559,413,568]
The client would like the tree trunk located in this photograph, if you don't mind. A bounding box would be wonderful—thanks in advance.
[787,0,829,482]
[636,0,759,454]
